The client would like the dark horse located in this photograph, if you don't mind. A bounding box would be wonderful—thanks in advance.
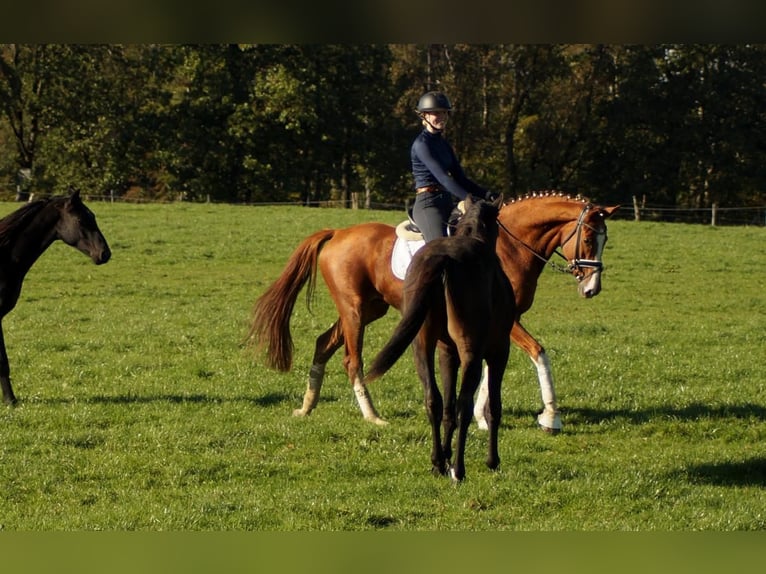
[364,195,514,481]
[0,190,111,405]
[247,192,619,431]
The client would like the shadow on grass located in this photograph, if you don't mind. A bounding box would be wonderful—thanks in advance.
[679,457,766,487]
[27,392,337,407]
[537,402,766,426]
[24,397,764,428]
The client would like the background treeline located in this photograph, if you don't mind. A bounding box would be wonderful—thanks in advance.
[1,44,765,213]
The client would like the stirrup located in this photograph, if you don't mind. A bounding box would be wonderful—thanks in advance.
[395,205,424,241]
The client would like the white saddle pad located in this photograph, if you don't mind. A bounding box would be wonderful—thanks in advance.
[391,236,425,280]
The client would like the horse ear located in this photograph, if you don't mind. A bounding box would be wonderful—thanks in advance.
[464,195,474,209]
[61,188,82,212]
[493,194,504,208]
[603,205,620,218]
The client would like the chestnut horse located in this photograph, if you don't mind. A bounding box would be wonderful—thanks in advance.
[0,190,111,405]
[247,192,619,431]
[364,195,514,481]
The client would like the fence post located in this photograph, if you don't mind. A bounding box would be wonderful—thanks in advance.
[632,196,641,222]
[711,203,717,226]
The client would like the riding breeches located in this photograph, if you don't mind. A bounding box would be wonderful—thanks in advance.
[412,190,455,242]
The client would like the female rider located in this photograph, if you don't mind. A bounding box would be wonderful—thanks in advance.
[410,91,498,242]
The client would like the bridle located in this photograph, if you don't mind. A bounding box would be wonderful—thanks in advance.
[560,203,607,277]
[497,202,607,281]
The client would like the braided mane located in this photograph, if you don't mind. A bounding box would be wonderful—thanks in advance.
[504,190,591,205]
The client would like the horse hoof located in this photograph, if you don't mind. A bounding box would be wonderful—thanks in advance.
[536,411,562,434]
[538,423,561,435]
[474,416,489,431]
[292,408,310,417]
[369,416,389,426]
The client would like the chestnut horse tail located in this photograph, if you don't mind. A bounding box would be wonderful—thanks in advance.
[246,228,336,371]
[364,253,450,384]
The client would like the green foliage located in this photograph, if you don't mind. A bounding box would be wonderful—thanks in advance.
[2,44,766,209]
[0,201,764,530]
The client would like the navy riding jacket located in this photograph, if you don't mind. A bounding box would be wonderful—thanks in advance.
[410,129,487,200]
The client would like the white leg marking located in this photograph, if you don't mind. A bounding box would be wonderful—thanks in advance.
[353,377,388,426]
[534,352,562,432]
[473,363,490,430]
[293,363,325,417]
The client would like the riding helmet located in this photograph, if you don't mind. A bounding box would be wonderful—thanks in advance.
[416,91,452,113]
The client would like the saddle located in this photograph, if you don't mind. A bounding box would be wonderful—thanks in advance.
[395,207,425,241]
[391,202,466,279]
[394,201,466,242]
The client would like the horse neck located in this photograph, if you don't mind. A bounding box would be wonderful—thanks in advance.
[499,198,584,259]
[4,203,59,275]
[496,198,584,310]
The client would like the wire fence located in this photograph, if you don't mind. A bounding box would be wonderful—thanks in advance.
[12,191,766,227]
[612,197,766,226]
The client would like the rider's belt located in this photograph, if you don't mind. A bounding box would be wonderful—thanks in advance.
[416,185,444,194]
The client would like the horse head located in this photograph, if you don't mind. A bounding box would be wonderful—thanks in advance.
[559,203,620,298]
[55,190,112,265]
[455,194,504,245]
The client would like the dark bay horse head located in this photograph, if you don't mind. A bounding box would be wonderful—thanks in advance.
[454,194,504,246]
[55,190,112,265]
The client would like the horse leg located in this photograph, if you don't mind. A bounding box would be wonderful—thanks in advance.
[335,297,388,425]
[437,343,459,463]
[343,301,389,426]
[296,303,388,426]
[439,343,460,461]
[0,326,17,406]
[511,321,562,433]
[473,321,562,433]
[293,320,344,417]
[484,351,508,471]
[414,336,447,476]
[450,356,484,482]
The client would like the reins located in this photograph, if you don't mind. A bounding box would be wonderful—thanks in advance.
[496,203,605,277]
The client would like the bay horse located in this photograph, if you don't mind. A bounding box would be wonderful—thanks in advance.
[364,195,513,481]
[0,190,111,405]
[247,192,619,431]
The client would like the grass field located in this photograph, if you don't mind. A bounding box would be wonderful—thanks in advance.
[0,199,764,531]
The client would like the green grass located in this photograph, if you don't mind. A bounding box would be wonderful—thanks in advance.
[0,201,764,530]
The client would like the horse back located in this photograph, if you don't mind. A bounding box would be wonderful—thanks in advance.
[317,222,403,308]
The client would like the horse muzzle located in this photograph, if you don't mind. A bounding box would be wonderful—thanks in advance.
[91,245,112,264]
[571,260,603,298]
[577,270,602,298]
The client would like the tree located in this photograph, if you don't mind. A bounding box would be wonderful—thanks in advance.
[1,44,765,210]
[0,44,61,196]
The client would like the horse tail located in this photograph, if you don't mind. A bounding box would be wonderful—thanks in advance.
[245,228,336,371]
[364,253,449,384]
